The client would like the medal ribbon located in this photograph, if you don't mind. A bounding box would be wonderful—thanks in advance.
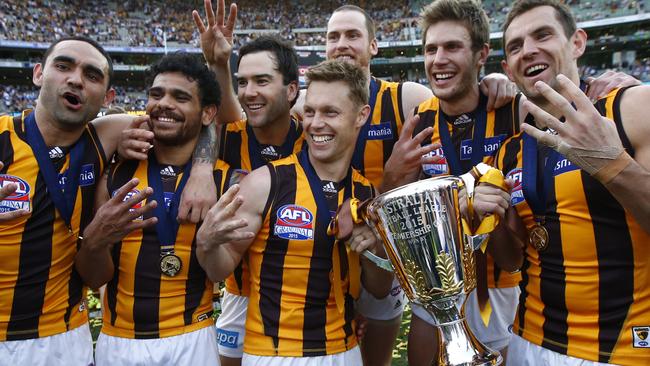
[436,93,488,175]
[24,111,87,230]
[247,118,299,170]
[299,150,356,314]
[522,80,589,224]
[147,152,192,250]
[351,77,380,173]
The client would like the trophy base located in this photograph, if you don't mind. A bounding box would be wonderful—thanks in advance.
[436,318,502,366]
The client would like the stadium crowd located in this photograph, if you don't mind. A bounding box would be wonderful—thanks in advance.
[1,0,648,47]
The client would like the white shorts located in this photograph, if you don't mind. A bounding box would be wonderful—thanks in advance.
[242,346,361,366]
[0,323,93,366]
[411,286,520,351]
[507,334,614,366]
[355,277,405,321]
[95,325,219,366]
[215,290,248,358]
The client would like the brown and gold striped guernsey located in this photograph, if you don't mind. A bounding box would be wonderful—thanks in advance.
[0,110,107,340]
[219,116,304,297]
[413,94,522,289]
[101,156,233,339]
[244,152,374,357]
[351,77,405,188]
[495,87,650,364]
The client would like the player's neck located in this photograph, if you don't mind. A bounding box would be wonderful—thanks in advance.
[252,111,292,146]
[438,84,480,116]
[153,136,198,166]
[33,106,86,147]
[308,149,352,183]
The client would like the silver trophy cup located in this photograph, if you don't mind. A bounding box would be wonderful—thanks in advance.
[364,176,501,366]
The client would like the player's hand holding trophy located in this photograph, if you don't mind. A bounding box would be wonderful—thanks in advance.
[355,164,504,366]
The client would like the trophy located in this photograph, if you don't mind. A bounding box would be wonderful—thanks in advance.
[363,176,502,366]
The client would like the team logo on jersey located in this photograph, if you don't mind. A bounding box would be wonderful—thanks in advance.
[58,164,96,188]
[217,328,240,349]
[114,189,144,220]
[506,168,525,206]
[367,122,393,140]
[390,285,402,297]
[163,191,174,211]
[553,157,579,176]
[459,135,506,160]
[422,146,448,176]
[633,326,650,348]
[274,204,314,240]
[0,175,31,213]
[79,164,95,186]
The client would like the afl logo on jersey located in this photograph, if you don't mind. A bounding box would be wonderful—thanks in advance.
[113,189,144,220]
[506,168,525,206]
[422,147,448,176]
[274,204,314,240]
[0,175,31,213]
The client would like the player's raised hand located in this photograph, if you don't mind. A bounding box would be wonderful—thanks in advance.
[82,178,158,248]
[381,114,441,192]
[196,184,254,251]
[117,115,153,161]
[521,75,625,176]
[192,0,238,66]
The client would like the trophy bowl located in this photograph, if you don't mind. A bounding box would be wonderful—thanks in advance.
[364,176,501,366]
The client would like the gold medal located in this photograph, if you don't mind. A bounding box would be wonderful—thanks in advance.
[160,253,182,276]
[529,224,549,251]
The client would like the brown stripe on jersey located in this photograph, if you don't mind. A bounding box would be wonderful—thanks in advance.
[380,86,399,169]
[352,181,373,202]
[105,160,138,327]
[0,130,13,172]
[539,147,569,354]
[494,99,517,137]
[610,88,634,156]
[580,171,634,362]
[183,235,208,326]
[107,241,123,326]
[65,128,104,326]
[7,173,53,340]
[222,130,243,170]
[396,83,405,124]
[132,225,163,338]
[414,110,436,143]
[259,163,293,350]
[302,185,333,357]
[218,125,228,160]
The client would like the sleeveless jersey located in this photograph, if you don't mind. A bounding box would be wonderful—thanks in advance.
[219,116,304,296]
[351,77,405,187]
[413,94,522,289]
[244,152,374,357]
[0,110,106,340]
[101,156,233,339]
[495,87,650,364]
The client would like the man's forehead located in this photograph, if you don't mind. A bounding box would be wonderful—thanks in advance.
[327,10,366,33]
[48,40,109,70]
[238,51,279,77]
[505,6,560,42]
[306,80,348,104]
[151,72,198,95]
[425,21,471,46]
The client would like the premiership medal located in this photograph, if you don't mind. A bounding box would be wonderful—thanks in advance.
[160,252,182,277]
[529,224,549,251]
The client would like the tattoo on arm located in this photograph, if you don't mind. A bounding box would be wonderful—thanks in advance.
[193,123,218,165]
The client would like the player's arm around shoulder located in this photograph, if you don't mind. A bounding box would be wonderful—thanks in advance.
[400,81,433,119]
[610,85,650,232]
[195,165,270,283]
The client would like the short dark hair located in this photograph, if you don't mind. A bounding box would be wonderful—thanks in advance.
[42,36,114,89]
[145,52,221,108]
[237,35,299,107]
[332,5,376,41]
[503,0,576,45]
